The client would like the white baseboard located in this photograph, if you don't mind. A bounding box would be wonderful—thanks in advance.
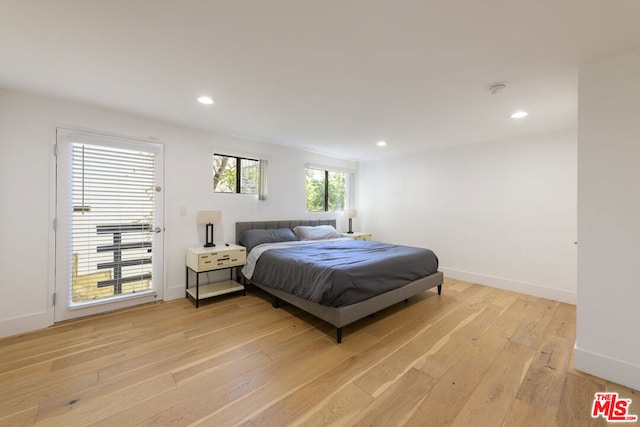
[0,311,51,339]
[440,267,576,305]
[574,345,640,391]
[0,287,186,339]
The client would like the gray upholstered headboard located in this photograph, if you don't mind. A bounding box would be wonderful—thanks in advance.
[235,219,337,244]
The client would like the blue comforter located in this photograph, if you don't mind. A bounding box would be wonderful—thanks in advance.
[249,239,439,307]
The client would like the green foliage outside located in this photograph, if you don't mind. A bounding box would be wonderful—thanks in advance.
[213,155,236,192]
[240,159,259,193]
[214,158,344,208]
[306,169,325,211]
[214,155,259,194]
[306,168,346,212]
[327,171,346,211]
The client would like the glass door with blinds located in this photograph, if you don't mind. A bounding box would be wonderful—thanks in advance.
[55,129,164,322]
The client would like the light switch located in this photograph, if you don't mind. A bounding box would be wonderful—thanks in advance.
[180,206,187,216]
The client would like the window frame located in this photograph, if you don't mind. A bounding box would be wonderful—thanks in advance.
[213,153,260,194]
[305,166,349,212]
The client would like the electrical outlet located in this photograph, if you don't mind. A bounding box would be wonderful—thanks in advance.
[180,206,187,216]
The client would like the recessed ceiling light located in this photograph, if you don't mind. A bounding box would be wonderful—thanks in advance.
[198,96,214,105]
[377,141,387,147]
[510,111,528,119]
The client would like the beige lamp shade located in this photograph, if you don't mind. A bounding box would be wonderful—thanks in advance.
[346,209,358,219]
[197,210,221,224]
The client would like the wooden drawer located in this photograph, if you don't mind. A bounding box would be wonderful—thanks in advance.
[197,250,245,270]
[354,234,372,241]
[197,253,215,270]
[227,249,246,266]
[341,232,372,241]
[199,254,229,269]
[187,245,247,272]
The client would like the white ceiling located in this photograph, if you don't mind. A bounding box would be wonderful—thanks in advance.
[1,1,640,161]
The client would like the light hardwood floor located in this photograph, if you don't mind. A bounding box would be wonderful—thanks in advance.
[0,278,637,426]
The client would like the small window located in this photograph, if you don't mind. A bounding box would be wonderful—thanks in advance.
[214,154,259,194]
[306,168,346,212]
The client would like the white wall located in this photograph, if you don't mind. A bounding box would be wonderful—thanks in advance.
[359,130,577,303]
[0,89,356,338]
[575,48,640,391]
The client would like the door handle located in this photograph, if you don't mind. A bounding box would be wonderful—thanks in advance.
[154,227,162,233]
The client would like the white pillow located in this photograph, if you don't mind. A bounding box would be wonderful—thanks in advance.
[293,225,340,240]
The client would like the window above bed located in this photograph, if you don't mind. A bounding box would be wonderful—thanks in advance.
[306,167,349,212]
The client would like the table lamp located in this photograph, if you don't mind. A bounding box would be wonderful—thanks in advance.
[346,209,357,234]
[197,210,221,247]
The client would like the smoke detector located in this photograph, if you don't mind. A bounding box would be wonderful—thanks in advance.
[488,83,506,95]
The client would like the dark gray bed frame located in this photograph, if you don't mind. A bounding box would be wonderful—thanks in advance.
[236,219,443,343]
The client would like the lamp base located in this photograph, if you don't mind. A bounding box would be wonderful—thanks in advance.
[347,218,354,234]
[204,223,215,247]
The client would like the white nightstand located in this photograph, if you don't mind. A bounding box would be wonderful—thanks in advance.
[340,232,372,241]
[185,244,246,307]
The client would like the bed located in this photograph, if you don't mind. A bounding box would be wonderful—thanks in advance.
[236,219,443,343]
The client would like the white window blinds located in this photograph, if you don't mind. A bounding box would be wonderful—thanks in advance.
[70,142,155,302]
